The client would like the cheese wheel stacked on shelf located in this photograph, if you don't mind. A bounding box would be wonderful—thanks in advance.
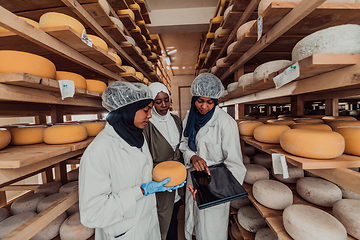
[56,71,87,90]
[39,12,85,36]
[0,128,11,150]
[334,126,360,156]
[80,121,106,137]
[238,121,263,136]
[253,124,290,143]
[85,80,107,93]
[44,124,88,145]
[9,125,47,145]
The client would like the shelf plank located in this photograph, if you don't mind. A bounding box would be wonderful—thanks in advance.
[240,136,278,154]
[103,25,127,43]
[82,2,113,26]
[118,13,137,30]
[128,29,148,50]
[103,63,126,73]
[209,21,222,33]
[232,214,256,240]
[214,34,230,47]
[142,12,151,24]
[137,1,149,14]
[133,8,144,22]
[120,43,144,61]
[21,137,95,152]
[119,73,141,82]
[222,11,243,30]
[243,78,275,92]
[204,47,222,69]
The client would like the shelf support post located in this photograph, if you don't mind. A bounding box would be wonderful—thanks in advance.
[325,98,339,116]
[291,95,304,117]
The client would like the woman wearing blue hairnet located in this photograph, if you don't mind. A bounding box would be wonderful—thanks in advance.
[79,82,184,240]
[179,73,247,240]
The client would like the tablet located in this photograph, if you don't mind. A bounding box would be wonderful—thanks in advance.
[190,163,248,210]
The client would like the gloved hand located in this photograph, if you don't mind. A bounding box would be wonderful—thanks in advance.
[142,178,186,196]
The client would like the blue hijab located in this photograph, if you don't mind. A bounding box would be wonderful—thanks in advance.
[183,96,218,151]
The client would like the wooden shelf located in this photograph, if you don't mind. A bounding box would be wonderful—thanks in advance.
[120,43,144,61]
[222,11,243,30]
[82,2,114,27]
[209,21,222,33]
[128,29,148,50]
[118,13,137,30]
[240,136,278,154]
[203,47,222,69]
[102,63,126,73]
[103,25,127,43]
[233,0,253,12]
[142,12,151,24]
[132,8,144,22]
[214,34,230,47]
[119,73,141,82]
[202,36,215,53]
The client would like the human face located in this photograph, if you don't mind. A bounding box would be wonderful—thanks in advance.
[195,97,215,115]
[154,91,170,116]
[134,102,153,129]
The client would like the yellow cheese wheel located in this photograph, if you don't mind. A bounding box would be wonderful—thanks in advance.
[108,52,122,65]
[86,34,108,52]
[221,0,226,7]
[238,121,264,136]
[278,117,296,121]
[44,124,88,144]
[122,36,136,46]
[267,119,295,126]
[199,53,207,59]
[98,0,110,14]
[212,16,223,23]
[85,79,107,93]
[80,121,106,137]
[0,128,11,150]
[146,43,151,50]
[122,66,136,75]
[0,17,39,32]
[39,12,85,36]
[141,55,148,62]
[132,25,141,31]
[146,40,153,45]
[129,3,141,11]
[290,123,332,131]
[280,129,345,159]
[135,46,142,55]
[322,116,357,124]
[117,9,135,21]
[136,20,145,26]
[9,125,47,145]
[135,72,144,80]
[56,71,87,89]
[141,34,147,42]
[206,32,215,38]
[153,161,187,187]
[152,45,157,51]
[294,118,324,124]
[334,126,360,156]
[146,61,153,68]
[143,78,149,84]
[253,124,291,144]
[328,120,360,130]
[0,50,56,79]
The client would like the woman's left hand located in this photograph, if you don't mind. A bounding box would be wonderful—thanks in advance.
[187,184,197,201]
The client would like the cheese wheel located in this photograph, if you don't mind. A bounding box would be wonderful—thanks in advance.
[146,61,153,68]
[32,212,67,240]
[11,193,46,215]
[108,52,122,65]
[216,57,228,67]
[253,154,272,169]
[209,42,216,51]
[122,66,136,75]
[283,204,347,240]
[37,193,68,213]
[267,119,295,125]
[39,12,85,36]
[60,212,95,240]
[224,5,233,19]
[257,117,276,123]
[238,121,264,136]
[255,228,277,240]
[230,197,251,209]
[0,17,39,32]
[238,73,255,87]
[153,161,186,187]
[300,115,325,119]
[272,164,304,183]
[338,185,360,200]
[137,20,145,26]
[328,120,360,130]
[129,3,141,11]
[243,155,250,164]
[0,50,56,79]
[109,16,124,31]
[290,123,332,131]
[141,55,148,62]
[135,46,142,55]
[322,116,357,124]
[122,36,136,46]
[67,202,79,216]
[80,121,105,136]
[294,118,324,123]
[227,41,237,55]
[244,164,269,185]
[87,34,108,52]
[85,80,107,93]
[253,124,290,143]
[212,16,223,23]
[9,125,46,145]
[244,145,255,156]
[296,177,342,207]
[199,53,207,59]
[211,66,217,73]
[44,124,88,144]
[135,72,144,80]
[227,82,239,93]
[0,128,11,150]
[278,117,296,121]
[333,199,360,239]
[215,27,231,39]
[280,129,345,159]
[221,0,226,7]
[35,182,62,196]
[334,126,360,156]
[59,181,78,194]
[236,20,256,40]
[253,60,292,81]
[98,0,110,14]
[0,209,9,223]
[206,32,215,39]
[141,34,146,42]
[278,114,290,118]
[0,212,37,239]
[56,71,86,90]
[117,9,135,21]
[244,115,257,120]
[237,206,267,233]
[67,168,79,182]
[231,223,244,240]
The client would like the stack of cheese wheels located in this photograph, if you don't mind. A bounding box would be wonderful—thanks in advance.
[122,66,136,75]
[238,121,263,136]
[272,164,304,183]
[322,116,357,124]
[109,16,124,31]
[11,193,46,215]
[80,121,106,137]
[56,71,87,89]
[35,181,62,196]
[253,124,290,143]
[32,212,67,240]
[215,27,231,39]
[227,82,239,93]
[238,73,255,87]
[230,223,243,240]
[283,204,347,240]
[153,161,186,187]
[0,17,39,32]
[59,181,78,194]
[290,123,332,131]
[227,41,237,55]
[135,72,144,80]
[237,206,267,233]
[85,80,107,93]
[39,12,85,36]
[255,228,277,240]
[9,125,47,145]
[67,168,79,182]
[0,212,37,239]
[0,50,56,79]
[230,197,251,209]
[333,199,360,239]
[334,126,360,156]
[0,208,9,222]
[117,9,135,21]
[236,20,256,40]
[294,118,324,123]
[339,185,360,200]
[244,144,255,156]
[296,177,342,207]
[87,34,108,52]
[328,120,360,130]
[121,36,136,46]
[253,180,293,210]
[253,154,272,169]
[0,128,11,150]
[60,212,95,240]
[108,52,122,65]
[244,164,269,185]
[44,124,88,144]
[253,60,292,81]
[267,119,295,125]
[280,129,345,159]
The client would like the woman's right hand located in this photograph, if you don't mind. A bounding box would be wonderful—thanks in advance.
[187,184,197,201]
[190,155,210,175]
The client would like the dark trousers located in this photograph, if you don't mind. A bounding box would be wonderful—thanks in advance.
[166,200,183,240]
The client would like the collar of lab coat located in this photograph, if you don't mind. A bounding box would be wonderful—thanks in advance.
[195,106,220,139]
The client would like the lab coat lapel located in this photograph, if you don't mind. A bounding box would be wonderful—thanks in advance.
[195,106,219,140]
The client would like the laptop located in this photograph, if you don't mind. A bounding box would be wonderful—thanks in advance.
[190,163,248,210]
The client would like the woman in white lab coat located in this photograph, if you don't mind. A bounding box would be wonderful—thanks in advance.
[179,73,247,240]
[79,82,184,240]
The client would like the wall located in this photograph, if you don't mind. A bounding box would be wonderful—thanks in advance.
[170,75,195,121]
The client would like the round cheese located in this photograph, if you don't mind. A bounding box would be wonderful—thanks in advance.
[206,32,215,39]
[153,161,186,187]
[230,197,251,209]
[236,20,256,40]
[257,117,276,123]
[215,27,231,39]
[9,125,46,145]
[129,3,141,11]
[80,121,105,136]
[35,182,62,196]
[32,212,67,240]
[0,50,56,79]
[243,155,250,164]
[294,118,324,124]
[333,199,360,239]
[334,126,360,156]
[244,145,255,156]
[85,80,107,93]
[338,185,360,200]
[253,154,272,169]
[135,72,144,80]
[212,16,223,23]
[67,202,79,216]
[44,124,88,144]
[322,116,357,124]
[211,66,217,73]
[108,52,122,65]
[141,55,148,62]
[37,193,68,213]
[122,66,136,75]
[224,5,233,19]
[328,120,360,130]
[56,71,86,90]
[60,212,95,240]
[244,164,269,185]
[11,193,46,215]
[300,115,325,119]
[255,228,277,240]
[0,211,37,239]
[227,41,237,55]
[283,204,347,240]
[238,73,255,87]
[146,61,153,68]
[290,123,332,131]
[0,128,11,150]
[121,36,136,46]
[216,57,227,67]
[117,9,135,21]
[267,119,295,125]
[221,0,226,7]
[280,129,345,159]
[253,124,290,144]
[67,168,79,182]
[135,46,142,55]
[237,206,267,233]
[86,34,108,52]
[39,12,85,36]
[0,208,9,223]
[296,177,342,207]
[199,53,207,59]
[272,164,304,183]
[253,60,292,81]
[137,20,145,26]
[231,223,244,240]
[227,82,238,93]
[109,16,124,31]
[238,121,264,136]
[99,0,110,14]
[278,117,295,121]
[59,181,78,194]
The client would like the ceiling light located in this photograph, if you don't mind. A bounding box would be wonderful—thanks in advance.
[166,46,175,49]
[166,66,170,70]
[167,49,177,55]
[171,66,179,69]
[182,66,185,69]
[164,56,171,65]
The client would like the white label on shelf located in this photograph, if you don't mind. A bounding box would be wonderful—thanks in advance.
[273,62,300,89]
[257,15,263,41]
[272,153,289,179]
[81,29,92,47]
[58,80,75,100]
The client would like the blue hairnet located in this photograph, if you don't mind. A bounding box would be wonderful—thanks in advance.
[102,81,153,111]
[190,73,225,99]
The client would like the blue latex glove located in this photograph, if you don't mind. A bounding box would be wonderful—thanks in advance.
[142,178,186,196]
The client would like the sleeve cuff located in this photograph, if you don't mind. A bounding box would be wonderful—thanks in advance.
[132,186,143,201]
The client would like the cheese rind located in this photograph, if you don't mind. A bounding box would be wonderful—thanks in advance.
[238,121,264,136]
[39,12,85,36]
[87,34,108,52]
[80,121,106,137]
[11,193,46,215]
[253,124,290,143]
[85,80,107,93]
[244,164,269,185]
[290,123,332,131]
[56,71,86,90]
[333,199,360,239]
[253,60,292,81]
[9,125,47,145]
[334,126,360,156]
[60,212,95,240]
[117,9,135,21]
[0,128,11,150]
[153,161,186,187]
[237,206,267,233]
[59,181,78,194]
[44,124,88,144]
[0,212,37,239]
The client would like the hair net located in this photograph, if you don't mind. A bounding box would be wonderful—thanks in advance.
[102,81,153,111]
[190,73,225,99]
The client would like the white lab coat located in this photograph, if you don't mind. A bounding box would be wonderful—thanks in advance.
[179,106,247,240]
[79,123,161,240]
